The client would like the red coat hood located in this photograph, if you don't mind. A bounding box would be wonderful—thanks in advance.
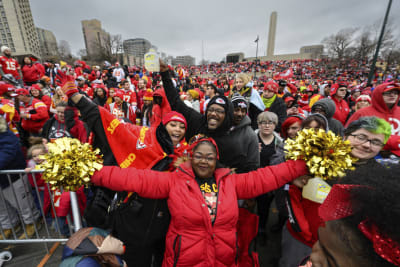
[371,84,400,114]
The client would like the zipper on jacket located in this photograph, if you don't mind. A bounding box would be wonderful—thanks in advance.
[142,199,158,246]
[173,234,182,267]
[235,231,239,264]
[212,179,222,226]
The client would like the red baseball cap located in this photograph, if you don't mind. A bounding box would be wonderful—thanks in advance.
[379,82,400,93]
[0,82,16,97]
[15,88,30,96]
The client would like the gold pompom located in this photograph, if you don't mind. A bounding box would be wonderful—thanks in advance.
[284,129,357,180]
[37,138,103,191]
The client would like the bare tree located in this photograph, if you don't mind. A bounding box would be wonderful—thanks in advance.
[322,28,357,60]
[351,28,375,61]
[58,40,72,59]
[89,34,123,64]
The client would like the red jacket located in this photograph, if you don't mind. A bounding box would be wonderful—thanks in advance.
[346,85,400,136]
[22,64,42,83]
[286,185,323,247]
[332,97,350,125]
[36,95,52,112]
[20,97,49,133]
[92,160,308,267]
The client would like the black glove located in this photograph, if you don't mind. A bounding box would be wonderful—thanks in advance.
[64,107,76,130]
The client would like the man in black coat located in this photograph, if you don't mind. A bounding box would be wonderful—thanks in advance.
[160,61,258,173]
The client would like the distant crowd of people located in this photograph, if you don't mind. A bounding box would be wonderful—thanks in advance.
[1,43,400,267]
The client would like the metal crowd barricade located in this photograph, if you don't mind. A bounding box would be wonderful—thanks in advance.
[0,169,83,249]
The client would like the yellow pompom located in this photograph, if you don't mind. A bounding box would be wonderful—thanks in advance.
[284,129,357,180]
[37,138,103,191]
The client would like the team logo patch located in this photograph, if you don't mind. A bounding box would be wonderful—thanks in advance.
[215,98,225,105]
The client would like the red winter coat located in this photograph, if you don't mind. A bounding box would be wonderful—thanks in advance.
[92,160,308,267]
[286,185,323,247]
[20,97,49,133]
[332,97,350,125]
[346,84,400,136]
[22,64,41,83]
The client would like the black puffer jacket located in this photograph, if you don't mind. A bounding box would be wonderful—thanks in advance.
[161,71,257,172]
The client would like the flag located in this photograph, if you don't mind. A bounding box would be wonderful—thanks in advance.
[273,68,294,80]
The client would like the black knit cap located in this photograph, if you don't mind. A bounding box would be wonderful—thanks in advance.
[205,95,233,134]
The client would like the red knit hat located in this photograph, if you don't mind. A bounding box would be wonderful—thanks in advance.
[355,95,371,104]
[143,89,153,101]
[263,80,279,93]
[113,90,124,100]
[162,111,187,129]
[30,84,41,92]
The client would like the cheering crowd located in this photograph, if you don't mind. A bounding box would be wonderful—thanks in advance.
[1,42,400,267]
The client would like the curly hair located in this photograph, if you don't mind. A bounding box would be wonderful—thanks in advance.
[332,165,400,267]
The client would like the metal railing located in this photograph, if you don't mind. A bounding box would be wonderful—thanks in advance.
[0,169,83,248]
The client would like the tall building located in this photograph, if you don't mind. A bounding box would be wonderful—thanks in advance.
[81,19,110,57]
[172,55,195,66]
[267,11,277,57]
[123,38,151,58]
[0,0,41,58]
[36,27,58,60]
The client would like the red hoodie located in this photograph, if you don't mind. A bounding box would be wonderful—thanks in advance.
[346,83,400,136]
[332,96,350,125]
[151,88,171,127]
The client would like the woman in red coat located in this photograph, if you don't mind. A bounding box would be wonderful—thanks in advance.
[92,136,309,267]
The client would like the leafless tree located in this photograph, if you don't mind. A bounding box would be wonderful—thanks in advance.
[322,28,357,60]
[58,40,72,59]
[89,34,123,64]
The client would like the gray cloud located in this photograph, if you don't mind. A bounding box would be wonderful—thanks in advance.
[30,0,400,63]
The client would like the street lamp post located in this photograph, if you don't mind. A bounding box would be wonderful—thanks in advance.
[367,0,393,86]
[254,35,259,79]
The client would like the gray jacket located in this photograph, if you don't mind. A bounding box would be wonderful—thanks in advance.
[229,115,260,173]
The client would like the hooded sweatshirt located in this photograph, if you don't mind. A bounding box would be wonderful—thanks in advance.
[346,85,400,136]
[312,98,344,136]
[229,115,260,173]
[161,71,258,172]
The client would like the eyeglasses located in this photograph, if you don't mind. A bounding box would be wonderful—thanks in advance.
[192,154,216,162]
[207,108,225,115]
[382,90,399,96]
[349,134,384,147]
[258,121,275,126]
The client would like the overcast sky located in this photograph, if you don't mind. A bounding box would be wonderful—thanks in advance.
[30,0,400,63]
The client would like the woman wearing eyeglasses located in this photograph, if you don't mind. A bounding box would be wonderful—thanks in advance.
[91,136,309,267]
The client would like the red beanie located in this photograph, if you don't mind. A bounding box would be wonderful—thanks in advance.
[162,111,187,129]
[114,90,124,100]
[355,95,371,104]
[281,116,303,138]
[263,80,279,94]
[30,84,41,92]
